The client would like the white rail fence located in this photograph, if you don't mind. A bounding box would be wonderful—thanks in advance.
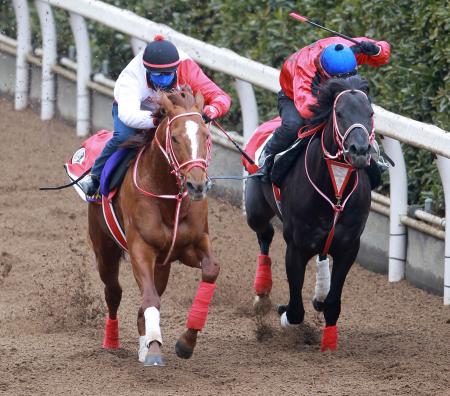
[6,0,450,303]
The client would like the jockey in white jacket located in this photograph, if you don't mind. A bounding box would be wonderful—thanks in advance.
[79,35,231,196]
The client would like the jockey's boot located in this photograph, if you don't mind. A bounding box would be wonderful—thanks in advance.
[367,140,392,189]
[78,174,100,196]
[255,147,275,183]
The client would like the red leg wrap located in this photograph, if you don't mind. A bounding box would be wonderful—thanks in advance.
[253,254,272,295]
[102,317,120,349]
[186,281,216,330]
[320,325,338,352]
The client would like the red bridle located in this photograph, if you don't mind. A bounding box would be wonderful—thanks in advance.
[304,89,375,255]
[132,111,211,265]
[321,89,375,163]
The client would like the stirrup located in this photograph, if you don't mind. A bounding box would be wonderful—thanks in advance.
[377,155,391,172]
[78,174,100,196]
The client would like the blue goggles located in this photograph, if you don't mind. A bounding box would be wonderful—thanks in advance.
[146,70,176,89]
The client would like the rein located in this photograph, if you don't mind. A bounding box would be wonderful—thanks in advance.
[133,111,210,266]
[304,89,374,255]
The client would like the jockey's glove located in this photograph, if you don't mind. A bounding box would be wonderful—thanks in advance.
[351,41,380,56]
[151,116,161,129]
[202,105,218,124]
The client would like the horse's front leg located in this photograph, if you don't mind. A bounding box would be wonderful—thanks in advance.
[176,234,219,359]
[320,242,359,352]
[278,242,308,327]
[128,232,165,366]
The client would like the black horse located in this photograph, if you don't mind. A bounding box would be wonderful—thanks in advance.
[245,76,374,351]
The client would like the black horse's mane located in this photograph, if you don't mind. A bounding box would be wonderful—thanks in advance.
[124,86,196,149]
[309,75,370,126]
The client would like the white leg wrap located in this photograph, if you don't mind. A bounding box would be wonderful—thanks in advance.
[138,336,148,363]
[144,307,163,347]
[280,311,299,328]
[314,256,330,302]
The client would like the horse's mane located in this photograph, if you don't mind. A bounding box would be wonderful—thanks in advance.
[124,85,196,149]
[309,75,370,126]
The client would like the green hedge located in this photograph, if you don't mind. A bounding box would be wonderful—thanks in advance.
[1,1,448,211]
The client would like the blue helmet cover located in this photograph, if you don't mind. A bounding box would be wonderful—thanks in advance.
[320,44,357,76]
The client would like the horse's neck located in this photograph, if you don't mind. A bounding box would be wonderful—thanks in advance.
[139,124,180,198]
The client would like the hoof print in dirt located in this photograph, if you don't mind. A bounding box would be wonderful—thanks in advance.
[0,251,13,281]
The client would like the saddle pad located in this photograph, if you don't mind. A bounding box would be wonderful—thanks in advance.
[66,130,137,201]
[65,130,112,202]
[99,147,137,197]
[242,117,281,174]
[242,116,310,187]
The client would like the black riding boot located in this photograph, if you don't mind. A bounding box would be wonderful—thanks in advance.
[255,90,306,183]
[78,174,100,196]
[256,147,275,183]
[366,159,382,190]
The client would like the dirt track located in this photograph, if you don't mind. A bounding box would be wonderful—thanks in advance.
[1,97,450,395]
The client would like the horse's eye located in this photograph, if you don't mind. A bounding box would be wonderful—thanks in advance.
[336,111,343,118]
[171,135,178,143]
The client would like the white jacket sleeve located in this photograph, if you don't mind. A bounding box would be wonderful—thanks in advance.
[114,56,156,130]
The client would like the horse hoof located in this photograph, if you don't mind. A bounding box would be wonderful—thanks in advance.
[276,304,288,316]
[175,340,193,359]
[253,295,272,317]
[312,298,325,312]
[280,312,301,328]
[144,353,165,367]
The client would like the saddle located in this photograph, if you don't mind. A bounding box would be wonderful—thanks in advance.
[65,130,137,202]
[242,117,310,188]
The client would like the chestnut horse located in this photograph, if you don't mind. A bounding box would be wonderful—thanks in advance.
[88,88,218,366]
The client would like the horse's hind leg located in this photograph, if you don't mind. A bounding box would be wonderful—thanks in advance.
[245,178,275,315]
[88,204,123,349]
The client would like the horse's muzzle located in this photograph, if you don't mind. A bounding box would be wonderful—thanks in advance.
[186,179,211,201]
[345,143,371,169]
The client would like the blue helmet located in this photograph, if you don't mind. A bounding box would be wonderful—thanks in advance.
[320,43,357,77]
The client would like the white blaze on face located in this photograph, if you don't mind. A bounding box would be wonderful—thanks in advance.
[185,120,200,158]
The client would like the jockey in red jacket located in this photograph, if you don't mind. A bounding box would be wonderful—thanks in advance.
[79,35,231,196]
[257,36,391,182]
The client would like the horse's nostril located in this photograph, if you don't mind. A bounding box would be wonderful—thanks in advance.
[186,181,205,193]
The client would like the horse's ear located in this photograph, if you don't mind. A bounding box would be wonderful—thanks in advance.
[159,92,175,115]
[194,91,204,112]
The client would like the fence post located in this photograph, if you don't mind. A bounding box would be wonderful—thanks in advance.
[381,137,408,282]
[234,79,259,210]
[436,156,450,305]
[12,0,31,110]
[35,0,57,120]
[69,13,91,136]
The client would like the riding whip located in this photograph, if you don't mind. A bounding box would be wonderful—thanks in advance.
[212,120,255,165]
[39,167,91,191]
[289,12,360,45]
